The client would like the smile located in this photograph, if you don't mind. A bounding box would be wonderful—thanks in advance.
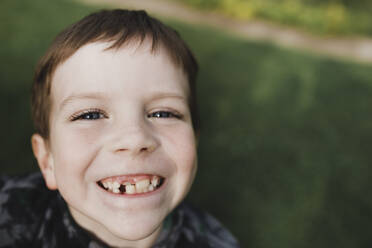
[97,174,165,195]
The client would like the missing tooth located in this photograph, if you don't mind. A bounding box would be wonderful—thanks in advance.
[119,184,126,193]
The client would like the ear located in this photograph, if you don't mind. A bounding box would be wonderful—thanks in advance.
[31,134,57,190]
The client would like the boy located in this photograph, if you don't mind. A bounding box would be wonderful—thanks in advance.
[0,9,240,247]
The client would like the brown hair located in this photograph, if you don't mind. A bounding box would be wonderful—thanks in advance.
[32,9,199,139]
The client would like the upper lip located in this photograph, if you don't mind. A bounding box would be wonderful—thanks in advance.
[97,173,164,182]
[91,161,171,182]
[95,171,167,182]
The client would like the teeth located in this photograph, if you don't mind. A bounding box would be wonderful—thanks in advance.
[135,179,150,193]
[125,184,136,194]
[151,176,159,187]
[107,181,113,190]
[103,182,108,189]
[149,185,154,191]
[112,181,120,189]
[100,176,163,194]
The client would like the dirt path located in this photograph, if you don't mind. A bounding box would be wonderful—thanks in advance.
[80,0,372,64]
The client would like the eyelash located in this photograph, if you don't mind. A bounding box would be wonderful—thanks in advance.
[147,111,182,119]
[70,109,107,121]
[70,110,182,121]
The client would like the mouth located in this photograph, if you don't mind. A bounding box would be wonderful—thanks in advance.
[96,174,165,195]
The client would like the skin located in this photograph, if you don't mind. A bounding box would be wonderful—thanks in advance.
[31,40,198,248]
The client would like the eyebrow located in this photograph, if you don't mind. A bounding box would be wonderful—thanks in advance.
[59,92,187,110]
[59,93,107,110]
[149,92,187,102]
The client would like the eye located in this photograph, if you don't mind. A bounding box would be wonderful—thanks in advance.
[70,109,107,121]
[147,111,182,119]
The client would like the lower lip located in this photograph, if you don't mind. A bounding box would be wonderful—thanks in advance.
[96,180,167,199]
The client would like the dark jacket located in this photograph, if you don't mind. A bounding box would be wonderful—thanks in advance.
[0,172,240,247]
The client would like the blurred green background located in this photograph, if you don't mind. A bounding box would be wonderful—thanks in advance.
[177,0,372,36]
[2,0,372,247]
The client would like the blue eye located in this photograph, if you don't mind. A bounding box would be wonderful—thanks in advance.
[71,110,106,121]
[148,111,181,119]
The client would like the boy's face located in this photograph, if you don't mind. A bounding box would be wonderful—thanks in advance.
[32,41,197,246]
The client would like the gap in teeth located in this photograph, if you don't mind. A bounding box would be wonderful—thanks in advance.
[98,175,163,195]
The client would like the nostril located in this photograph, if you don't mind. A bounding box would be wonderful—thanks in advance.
[140,145,156,153]
[140,147,148,152]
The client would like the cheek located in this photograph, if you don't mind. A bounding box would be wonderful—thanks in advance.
[51,124,104,177]
[161,125,197,179]
[178,142,197,176]
[165,127,197,206]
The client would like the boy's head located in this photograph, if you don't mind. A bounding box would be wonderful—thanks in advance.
[32,9,199,139]
[31,9,199,246]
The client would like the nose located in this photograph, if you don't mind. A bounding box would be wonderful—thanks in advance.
[110,122,159,156]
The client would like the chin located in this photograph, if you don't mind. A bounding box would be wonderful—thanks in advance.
[96,209,166,243]
[110,222,162,241]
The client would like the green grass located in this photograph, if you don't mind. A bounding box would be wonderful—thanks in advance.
[178,22,372,247]
[2,0,372,247]
[176,0,372,36]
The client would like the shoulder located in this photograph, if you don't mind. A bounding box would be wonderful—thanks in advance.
[0,172,49,210]
[0,172,54,246]
[176,202,241,248]
[0,171,46,192]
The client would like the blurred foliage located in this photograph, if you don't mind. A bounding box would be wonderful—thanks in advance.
[177,0,372,36]
[0,0,96,175]
[2,0,372,247]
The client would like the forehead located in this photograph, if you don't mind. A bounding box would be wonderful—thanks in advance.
[51,41,189,105]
